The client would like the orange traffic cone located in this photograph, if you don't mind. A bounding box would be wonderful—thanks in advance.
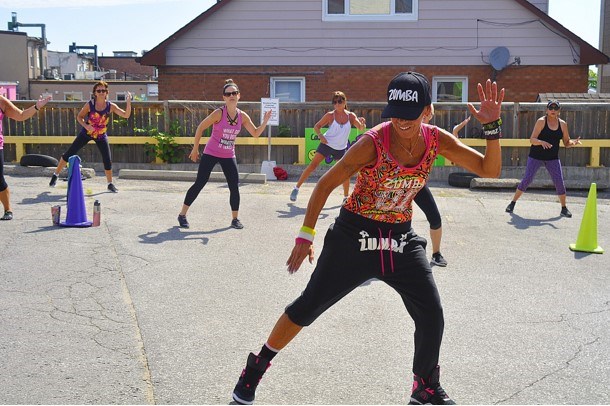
[569,183,603,254]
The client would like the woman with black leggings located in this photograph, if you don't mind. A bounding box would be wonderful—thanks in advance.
[0,94,51,220]
[49,81,131,193]
[177,79,272,230]
[414,104,447,267]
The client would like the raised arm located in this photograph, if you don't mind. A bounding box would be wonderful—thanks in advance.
[1,95,50,122]
[242,110,272,138]
[439,80,504,178]
[110,92,132,118]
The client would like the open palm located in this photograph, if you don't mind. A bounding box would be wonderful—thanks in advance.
[468,79,505,124]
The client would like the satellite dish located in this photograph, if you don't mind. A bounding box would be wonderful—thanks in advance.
[489,46,510,71]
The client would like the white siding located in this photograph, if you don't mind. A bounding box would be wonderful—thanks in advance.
[165,0,580,66]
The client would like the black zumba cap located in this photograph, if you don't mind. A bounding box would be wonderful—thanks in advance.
[381,72,432,120]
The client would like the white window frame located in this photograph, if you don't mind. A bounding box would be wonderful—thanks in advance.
[323,0,417,22]
[64,92,83,101]
[270,77,306,102]
[432,76,468,103]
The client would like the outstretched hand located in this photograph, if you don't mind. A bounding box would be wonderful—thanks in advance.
[467,79,505,124]
[36,95,52,110]
[286,243,315,274]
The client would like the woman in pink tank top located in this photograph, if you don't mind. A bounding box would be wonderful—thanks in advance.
[0,94,51,221]
[177,79,272,230]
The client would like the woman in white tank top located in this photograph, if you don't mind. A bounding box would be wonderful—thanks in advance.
[290,91,366,203]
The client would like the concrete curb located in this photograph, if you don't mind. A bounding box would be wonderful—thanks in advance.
[471,177,608,190]
[118,169,267,184]
[4,165,95,178]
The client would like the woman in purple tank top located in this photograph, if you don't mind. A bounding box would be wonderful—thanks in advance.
[177,79,272,230]
[0,93,51,221]
[505,100,581,217]
[48,81,132,193]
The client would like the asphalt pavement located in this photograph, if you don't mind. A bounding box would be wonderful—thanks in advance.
[0,173,608,405]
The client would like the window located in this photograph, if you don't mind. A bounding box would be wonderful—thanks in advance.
[116,92,128,101]
[324,0,416,21]
[432,77,468,102]
[64,92,83,101]
[270,77,305,102]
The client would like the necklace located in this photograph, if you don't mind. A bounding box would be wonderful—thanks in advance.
[393,131,421,157]
[227,109,238,126]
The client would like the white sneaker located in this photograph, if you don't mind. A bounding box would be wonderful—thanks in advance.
[290,188,299,202]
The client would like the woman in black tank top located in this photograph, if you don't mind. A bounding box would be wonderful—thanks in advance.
[505,100,581,217]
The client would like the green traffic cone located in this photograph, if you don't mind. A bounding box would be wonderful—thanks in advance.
[569,183,604,254]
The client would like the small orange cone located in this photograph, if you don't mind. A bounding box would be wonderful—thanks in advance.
[569,183,604,254]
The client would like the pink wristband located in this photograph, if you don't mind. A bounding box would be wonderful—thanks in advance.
[295,237,313,245]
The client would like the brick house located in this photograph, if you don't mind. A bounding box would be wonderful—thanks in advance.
[140,0,608,102]
[99,53,157,81]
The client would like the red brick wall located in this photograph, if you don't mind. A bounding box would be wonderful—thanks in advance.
[99,57,156,81]
[157,65,589,102]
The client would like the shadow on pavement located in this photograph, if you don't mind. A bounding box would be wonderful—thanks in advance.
[19,191,65,205]
[276,202,341,219]
[507,212,561,230]
[138,226,233,245]
[23,225,61,234]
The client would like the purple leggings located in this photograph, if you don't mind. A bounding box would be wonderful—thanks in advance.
[518,157,566,195]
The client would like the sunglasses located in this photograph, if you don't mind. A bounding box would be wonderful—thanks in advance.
[548,105,560,111]
[95,89,108,93]
[332,99,344,105]
[224,91,239,97]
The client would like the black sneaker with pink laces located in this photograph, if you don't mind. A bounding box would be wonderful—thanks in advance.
[232,352,271,405]
[409,366,455,405]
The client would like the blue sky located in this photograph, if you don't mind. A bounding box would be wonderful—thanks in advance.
[0,0,602,57]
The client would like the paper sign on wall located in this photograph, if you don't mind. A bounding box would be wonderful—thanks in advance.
[260,98,279,126]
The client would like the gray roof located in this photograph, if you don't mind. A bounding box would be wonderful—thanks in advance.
[538,93,610,103]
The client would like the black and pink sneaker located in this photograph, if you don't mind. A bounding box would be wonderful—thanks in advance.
[409,366,455,405]
[232,352,271,405]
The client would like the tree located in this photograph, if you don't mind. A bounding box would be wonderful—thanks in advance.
[588,69,597,90]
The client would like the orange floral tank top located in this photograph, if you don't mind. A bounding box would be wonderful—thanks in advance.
[343,121,439,223]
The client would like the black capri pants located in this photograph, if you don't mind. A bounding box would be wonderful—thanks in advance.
[285,208,444,377]
[183,153,240,211]
[413,185,442,230]
[62,131,112,171]
[0,150,8,191]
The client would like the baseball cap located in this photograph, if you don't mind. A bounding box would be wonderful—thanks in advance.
[547,100,560,109]
[381,72,432,120]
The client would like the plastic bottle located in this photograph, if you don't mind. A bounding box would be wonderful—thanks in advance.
[92,200,101,227]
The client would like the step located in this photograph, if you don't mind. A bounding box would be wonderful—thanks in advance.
[118,169,267,184]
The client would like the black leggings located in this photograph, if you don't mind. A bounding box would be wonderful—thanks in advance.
[0,149,7,191]
[413,185,442,230]
[183,153,240,211]
[285,208,444,378]
[62,132,112,171]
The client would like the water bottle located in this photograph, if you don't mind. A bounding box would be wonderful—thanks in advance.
[51,205,61,225]
[93,200,101,227]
